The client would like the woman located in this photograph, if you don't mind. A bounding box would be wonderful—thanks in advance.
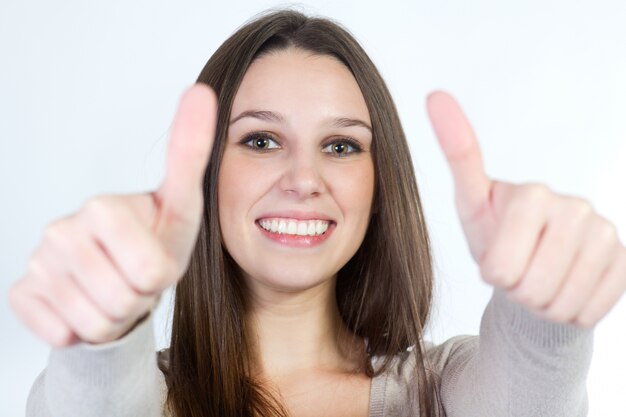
[10,9,625,417]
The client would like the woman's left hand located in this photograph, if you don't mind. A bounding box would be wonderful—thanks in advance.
[426,91,626,327]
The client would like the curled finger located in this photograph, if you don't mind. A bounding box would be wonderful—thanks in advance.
[576,246,626,327]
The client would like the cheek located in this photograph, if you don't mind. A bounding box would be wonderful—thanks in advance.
[219,151,259,206]
[328,160,375,222]
[217,150,276,239]
[217,155,235,226]
[218,152,249,244]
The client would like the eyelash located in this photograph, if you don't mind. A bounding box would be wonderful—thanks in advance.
[239,132,364,157]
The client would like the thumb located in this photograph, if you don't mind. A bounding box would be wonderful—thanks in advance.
[426,91,492,219]
[154,84,218,259]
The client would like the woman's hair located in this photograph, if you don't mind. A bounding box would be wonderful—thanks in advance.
[162,8,440,417]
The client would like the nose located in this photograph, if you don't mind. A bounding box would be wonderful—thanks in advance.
[279,152,326,199]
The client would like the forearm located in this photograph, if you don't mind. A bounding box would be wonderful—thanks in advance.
[26,313,165,417]
[440,289,593,417]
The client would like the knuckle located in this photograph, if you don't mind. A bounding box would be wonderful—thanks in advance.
[512,287,539,307]
[135,249,178,292]
[81,316,114,343]
[81,196,135,244]
[83,196,109,216]
[131,256,162,293]
[478,257,496,283]
[480,260,510,287]
[567,197,593,221]
[596,218,618,243]
[25,256,45,277]
[82,196,122,225]
[111,291,138,321]
[577,302,608,328]
[542,305,571,323]
[575,314,596,329]
[43,219,82,256]
[510,269,556,309]
[43,219,70,245]
[521,183,551,204]
[72,243,94,270]
[575,256,597,278]
[29,260,55,289]
[526,292,547,309]
[50,326,75,348]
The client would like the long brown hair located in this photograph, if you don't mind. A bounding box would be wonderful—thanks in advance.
[163,8,440,417]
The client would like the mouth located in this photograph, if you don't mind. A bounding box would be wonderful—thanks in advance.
[255,217,336,247]
[257,218,331,236]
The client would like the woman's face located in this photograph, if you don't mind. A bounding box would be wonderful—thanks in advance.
[218,48,374,294]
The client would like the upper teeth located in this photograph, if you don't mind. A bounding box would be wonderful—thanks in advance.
[258,218,330,236]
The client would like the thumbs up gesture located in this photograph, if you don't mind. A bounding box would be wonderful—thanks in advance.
[8,84,217,346]
[427,91,626,327]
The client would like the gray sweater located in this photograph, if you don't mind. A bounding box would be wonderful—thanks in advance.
[25,290,593,416]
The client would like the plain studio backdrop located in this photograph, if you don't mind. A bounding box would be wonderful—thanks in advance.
[1,0,625,415]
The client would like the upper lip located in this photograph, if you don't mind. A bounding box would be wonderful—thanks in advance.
[256,210,336,223]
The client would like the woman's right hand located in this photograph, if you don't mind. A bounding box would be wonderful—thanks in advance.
[7,84,217,347]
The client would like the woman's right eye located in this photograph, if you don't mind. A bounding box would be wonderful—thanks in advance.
[241,133,280,151]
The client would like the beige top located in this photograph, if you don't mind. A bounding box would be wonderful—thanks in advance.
[26,290,593,416]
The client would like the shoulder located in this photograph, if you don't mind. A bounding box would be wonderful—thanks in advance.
[373,335,478,385]
[424,335,479,376]
[369,336,477,417]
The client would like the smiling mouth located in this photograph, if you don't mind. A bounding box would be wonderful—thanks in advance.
[257,218,331,236]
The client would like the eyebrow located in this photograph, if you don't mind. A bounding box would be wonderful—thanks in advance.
[229,110,372,132]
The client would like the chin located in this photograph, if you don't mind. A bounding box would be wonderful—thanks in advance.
[243,264,338,294]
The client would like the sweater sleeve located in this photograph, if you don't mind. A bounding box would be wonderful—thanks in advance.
[428,289,594,417]
[25,313,167,417]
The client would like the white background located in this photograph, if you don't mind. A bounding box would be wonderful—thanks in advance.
[1,0,625,415]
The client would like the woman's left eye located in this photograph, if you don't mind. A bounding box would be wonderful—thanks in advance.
[322,139,362,156]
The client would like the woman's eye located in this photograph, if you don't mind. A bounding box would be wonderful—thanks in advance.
[242,134,280,151]
[322,139,361,156]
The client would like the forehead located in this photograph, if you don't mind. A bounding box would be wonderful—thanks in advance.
[231,48,371,124]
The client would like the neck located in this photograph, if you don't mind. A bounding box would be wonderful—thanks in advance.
[246,277,364,378]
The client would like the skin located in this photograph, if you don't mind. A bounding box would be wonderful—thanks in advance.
[7,86,218,346]
[7,46,626,417]
[219,49,375,416]
[428,92,626,326]
[219,49,375,298]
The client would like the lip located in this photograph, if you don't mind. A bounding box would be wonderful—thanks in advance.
[254,211,336,248]
[256,221,336,248]
[255,210,336,222]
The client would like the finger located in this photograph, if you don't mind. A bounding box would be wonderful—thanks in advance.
[155,84,217,237]
[507,198,591,309]
[480,185,551,288]
[426,91,492,219]
[576,246,626,327]
[31,244,122,344]
[59,219,156,321]
[540,217,619,323]
[31,245,119,341]
[8,280,78,347]
[80,197,179,293]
